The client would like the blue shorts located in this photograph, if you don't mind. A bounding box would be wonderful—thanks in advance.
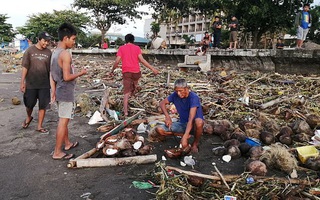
[159,121,195,134]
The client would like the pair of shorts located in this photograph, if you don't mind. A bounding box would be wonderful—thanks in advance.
[123,72,141,94]
[23,88,50,110]
[229,31,238,42]
[57,101,75,119]
[159,121,195,135]
[297,27,309,40]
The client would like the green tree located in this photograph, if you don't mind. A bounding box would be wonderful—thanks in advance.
[73,0,145,46]
[150,22,160,38]
[308,5,320,44]
[0,14,15,43]
[17,10,91,43]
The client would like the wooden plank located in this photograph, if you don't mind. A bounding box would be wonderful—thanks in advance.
[74,154,157,168]
[67,148,97,168]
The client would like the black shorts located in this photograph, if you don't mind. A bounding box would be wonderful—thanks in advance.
[23,88,50,110]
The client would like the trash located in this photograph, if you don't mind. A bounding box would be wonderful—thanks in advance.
[296,145,319,164]
[80,192,91,199]
[161,155,167,161]
[246,176,254,184]
[137,123,147,134]
[183,155,195,166]
[224,195,237,200]
[105,108,119,121]
[222,155,232,163]
[11,96,21,105]
[245,137,261,147]
[180,161,187,167]
[132,181,154,189]
[88,111,104,125]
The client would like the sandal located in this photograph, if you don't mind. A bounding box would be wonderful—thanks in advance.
[36,128,49,134]
[22,117,33,129]
[52,153,74,160]
[64,141,79,151]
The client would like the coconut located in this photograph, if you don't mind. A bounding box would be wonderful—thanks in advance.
[212,119,233,135]
[123,128,137,142]
[279,134,292,145]
[102,144,119,156]
[138,145,153,155]
[105,135,119,144]
[114,138,132,150]
[227,146,241,159]
[96,140,105,149]
[203,123,214,135]
[306,114,320,129]
[292,119,312,135]
[292,133,310,142]
[220,131,234,141]
[164,148,183,159]
[245,159,267,176]
[238,143,252,156]
[212,146,227,156]
[11,96,21,105]
[249,146,264,160]
[259,131,275,145]
[147,128,166,142]
[231,128,247,142]
[121,148,136,157]
[223,139,240,148]
[245,129,261,139]
[279,126,293,136]
[187,174,205,187]
[305,157,320,171]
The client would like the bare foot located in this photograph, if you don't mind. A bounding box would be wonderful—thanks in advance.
[191,145,199,153]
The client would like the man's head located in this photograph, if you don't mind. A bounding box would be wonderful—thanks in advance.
[303,3,310,11]
[174,79,189,98]
[37,31,51,49]
[215,16,220,21]
[204,31,209,35]
[231,16,237,21]
[58,23,77,48]
[125,34,135,43]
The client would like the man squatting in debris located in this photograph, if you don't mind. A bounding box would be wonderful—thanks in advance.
[50,23,87,160]
[155,79,204,153]
[111,33,159,117]
[20,31,52,133]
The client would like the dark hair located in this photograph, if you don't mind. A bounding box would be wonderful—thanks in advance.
[215,16,220,19]
[205,31,208,34]
[58,23,77,41]
[303,3,310,7]
[125,34,135,43]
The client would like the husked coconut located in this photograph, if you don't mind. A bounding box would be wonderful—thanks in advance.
[231,128,247,142]
[279,126,293,136]
[245,159,267,176]
[96,140,105,149]
[121,148,136,157]
[306,114,320,129]
[249,146,264,160]
[102,144,119,156]
[104,135,119,144]
[279,134,292,145]
[227,146,241,158]
[223,139,240,148]
[257,112,280,134]
[305,157,320,171]
[203,123,214,135]
[123,128,137,142]
[212,119,233,135]
[212,146,227,156]
[138,145,153,155]
[259,131,275,145]
[238,143,252,156]
[187,174,205,187]
[238,120,262,132]
[164,148,183,159]
[220,131,234,141]
[292,120,312,135]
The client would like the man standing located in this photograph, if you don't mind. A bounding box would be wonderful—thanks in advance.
[50,23,87,160]
[212,16,222,49]
[295,3,312,49]
[155,79,204,153]
[20,32,52,133]
[111,34,159,117]
[228,16,239,50]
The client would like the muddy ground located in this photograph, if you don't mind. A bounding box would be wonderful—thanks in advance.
[0,54,256,200]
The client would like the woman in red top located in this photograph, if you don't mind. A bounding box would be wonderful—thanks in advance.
[111,34,159,116]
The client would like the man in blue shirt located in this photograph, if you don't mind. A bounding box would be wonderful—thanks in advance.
[295,3,312,49]
[155,79,204,153]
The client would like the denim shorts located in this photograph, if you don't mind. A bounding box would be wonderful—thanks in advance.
[159,121,194,134]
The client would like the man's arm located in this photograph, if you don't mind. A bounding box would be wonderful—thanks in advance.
[138,54,159,75]
[180,107,197,148]
[20,67,28,93]
[60,50,86,81]
[111,56,121,73]
[159,98,172,128]
[49,73,56,103]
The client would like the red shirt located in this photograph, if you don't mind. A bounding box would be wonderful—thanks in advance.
[116,43,141,73]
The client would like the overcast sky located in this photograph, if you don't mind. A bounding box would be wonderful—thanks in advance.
[1,0,319,38]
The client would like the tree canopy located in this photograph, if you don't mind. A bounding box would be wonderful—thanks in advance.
[0,14,15,43]
[73,0,146,45]
[17,10,91,43]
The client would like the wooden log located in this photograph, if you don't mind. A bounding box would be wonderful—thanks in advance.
[166,166,221,181]
[67,148,97,168]
[99,88,110,122]
[260,96,289,109]
[99,111,143,141]
[73,154,157,168]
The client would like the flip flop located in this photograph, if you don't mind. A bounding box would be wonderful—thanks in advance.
[22,117,33,129]
[36,128,49,134]
[64,141,79,151]
[52,153,74,160]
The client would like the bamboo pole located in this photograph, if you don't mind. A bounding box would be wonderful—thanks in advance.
[67,148,97,168]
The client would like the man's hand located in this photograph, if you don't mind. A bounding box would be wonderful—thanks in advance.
[180,134,189,149]
[164,116,172,130]
[80,69,87,76]
[50,93,56,104]
[152,68,160,75]
[20,82,26,93]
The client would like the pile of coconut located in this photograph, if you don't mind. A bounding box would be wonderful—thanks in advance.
[205,112,320,176]
[95,128,153,157]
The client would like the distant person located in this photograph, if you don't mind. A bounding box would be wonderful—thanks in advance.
[201,31,211,50]
[276,38,284,49]
[212,16,222,49]
[295,3,312,49]
[20,31,52,133]
[228,16,239,50]
[195,45,207,56]
[111,34,159,117]
[155,79,204,153]
[50,23,87,160]
[102,41,108,49]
